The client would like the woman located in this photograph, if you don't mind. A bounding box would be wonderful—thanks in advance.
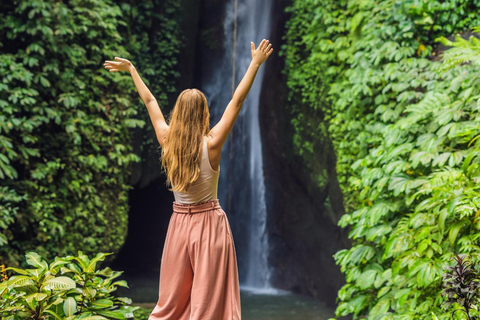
[104,39,273,320]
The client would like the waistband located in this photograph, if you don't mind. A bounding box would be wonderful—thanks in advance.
[173,199,221,214]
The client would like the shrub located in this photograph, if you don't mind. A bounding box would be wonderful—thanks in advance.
[0,251,138,319]
[0,0,140,267]
[0,0,182,268]
[283,0,480,319]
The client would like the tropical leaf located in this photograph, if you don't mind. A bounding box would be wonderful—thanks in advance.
[63,297,77,317]
[7,275,35,288]
[89,299,114,309]
[25,252,48,269]
[43,276,76,291]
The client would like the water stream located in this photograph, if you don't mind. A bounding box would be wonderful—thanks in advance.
[203,0,273,289]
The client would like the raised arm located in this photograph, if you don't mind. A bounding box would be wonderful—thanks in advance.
[208,39,273,151]
[103,57,169,146]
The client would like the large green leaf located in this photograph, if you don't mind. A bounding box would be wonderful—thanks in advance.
[43,276,76,291]
[63,297,77,317]
[95,309,130,320]
[86,252,113,273]
[448,220,467,246]
[25,293,48,302]
[7,275,35,288]
[89,299,114,309]
[25,252,48,269]
[356,269,377,289]
[4,267,28,275]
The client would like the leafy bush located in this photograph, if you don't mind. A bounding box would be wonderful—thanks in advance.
[0,0,139,267]
[0,0,181,267]
[283,0,480,319]
[0,251,138,319]
[115,0,182,158]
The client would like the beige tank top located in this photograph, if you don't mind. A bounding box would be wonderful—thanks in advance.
[172,136,220,204]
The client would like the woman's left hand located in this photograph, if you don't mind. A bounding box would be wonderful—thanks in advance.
[104,57,134,72]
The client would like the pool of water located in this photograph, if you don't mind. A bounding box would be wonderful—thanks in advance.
[240,287,336,320]
[117,275,338,320]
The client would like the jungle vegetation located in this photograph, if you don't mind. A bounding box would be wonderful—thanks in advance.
[283,0,480,319]
[0,0,182,267]
[3,0,480,318]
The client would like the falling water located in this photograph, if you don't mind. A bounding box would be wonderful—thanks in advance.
[202,0,273,290]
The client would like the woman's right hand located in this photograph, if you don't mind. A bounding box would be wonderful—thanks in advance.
[251,39,273,66]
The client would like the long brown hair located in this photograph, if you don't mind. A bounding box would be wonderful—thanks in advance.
[161,88,210,192]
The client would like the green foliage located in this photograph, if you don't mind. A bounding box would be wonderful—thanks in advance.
[0,0,181,267]
[0,0,137,267]
[0,251,138,319]
[132,307,153,319]
[283,0,480,319]
[435,27,480,72]
[0,187,26,247]
[116,0,182,155]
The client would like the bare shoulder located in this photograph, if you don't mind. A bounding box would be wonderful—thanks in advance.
[206,134,221,171]
[206,128,224,151]
[157,126,169,148]
[206,133,215,150]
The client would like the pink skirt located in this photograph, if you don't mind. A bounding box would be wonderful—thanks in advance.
[148,199,241,320]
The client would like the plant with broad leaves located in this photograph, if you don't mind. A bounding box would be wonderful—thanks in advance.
[442,253,480,320]
[0,251,138,319]
[284,0,480,317]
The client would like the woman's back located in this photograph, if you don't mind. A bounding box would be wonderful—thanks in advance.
[105,40,273,320]
[172,136,220,204]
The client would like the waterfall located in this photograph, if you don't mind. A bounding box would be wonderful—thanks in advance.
[202,0,273,291]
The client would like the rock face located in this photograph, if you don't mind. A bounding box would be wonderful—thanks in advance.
[257,0,351,308]
[113,0,351,309]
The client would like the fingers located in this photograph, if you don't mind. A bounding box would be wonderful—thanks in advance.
[251,39,274,65]
[103,57,128,67]
[258,39,267,51]
[115,57,131,64]
[104,62,119,70]
[103,57,127,72]
[256,39,272,53]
